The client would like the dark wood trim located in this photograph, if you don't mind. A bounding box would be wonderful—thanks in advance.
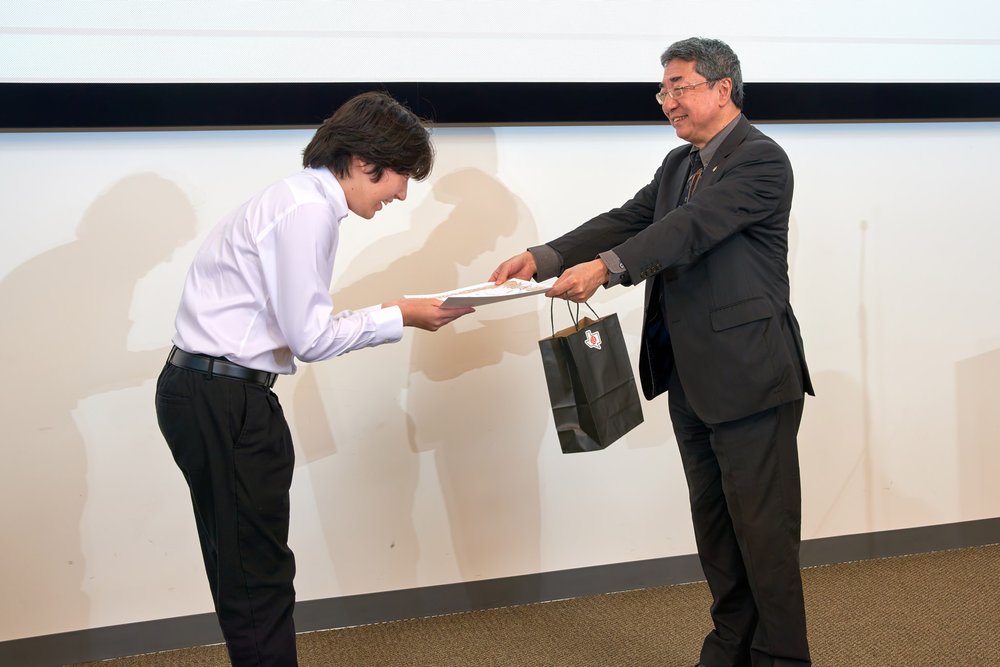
[3,516,998,666]
[2,82,998,130]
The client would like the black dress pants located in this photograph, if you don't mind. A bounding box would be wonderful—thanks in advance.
[668,368,810,667]
[155,363,298,666]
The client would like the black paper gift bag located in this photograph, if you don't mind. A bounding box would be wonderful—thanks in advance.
[538,302,644,453]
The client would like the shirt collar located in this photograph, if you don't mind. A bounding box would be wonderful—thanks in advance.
[693,114,741,169]
[308,166,349,221]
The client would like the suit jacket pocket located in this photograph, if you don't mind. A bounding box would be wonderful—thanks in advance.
[710,296,773,331]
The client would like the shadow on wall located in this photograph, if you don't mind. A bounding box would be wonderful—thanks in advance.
[795,216,937,538]
[285,128,545,600]
[956,347,1000,520]
[798,370,866,534]
[404,162,544,604]
[794,215,874,536]
[0,174,196,639]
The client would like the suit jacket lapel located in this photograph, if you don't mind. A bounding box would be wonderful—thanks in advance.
[645,116,753,334]
[698,114,751,189]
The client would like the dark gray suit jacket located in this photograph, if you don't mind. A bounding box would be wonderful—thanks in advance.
[543,115,813,424]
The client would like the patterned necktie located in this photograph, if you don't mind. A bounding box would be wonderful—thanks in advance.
[684,150,703,203]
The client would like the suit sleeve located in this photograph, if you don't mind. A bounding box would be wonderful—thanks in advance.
[547,162,665,272]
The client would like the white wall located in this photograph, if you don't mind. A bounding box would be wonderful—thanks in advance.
[1,119,999,641]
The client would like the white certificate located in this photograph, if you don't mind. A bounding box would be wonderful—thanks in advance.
[406,278,556,308]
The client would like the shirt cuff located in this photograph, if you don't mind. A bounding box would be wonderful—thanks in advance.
[599,250,629,287]
[367,304,404,344]
[527,244,563,281]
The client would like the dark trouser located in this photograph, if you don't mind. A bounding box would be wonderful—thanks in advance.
[155,363,298,666]
[668,369,810,667]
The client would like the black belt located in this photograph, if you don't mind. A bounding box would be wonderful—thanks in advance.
[167,346,277,388]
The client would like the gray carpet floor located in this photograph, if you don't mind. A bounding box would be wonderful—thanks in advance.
[76,543,1000,666]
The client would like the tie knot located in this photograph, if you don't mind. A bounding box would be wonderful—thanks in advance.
[689,150,703,172]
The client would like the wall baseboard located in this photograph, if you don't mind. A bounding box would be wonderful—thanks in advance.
[3,517,998,666]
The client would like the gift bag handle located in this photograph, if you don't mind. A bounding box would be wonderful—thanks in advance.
[549,298,600,336]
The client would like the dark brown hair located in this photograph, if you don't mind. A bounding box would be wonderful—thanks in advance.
[302,91,433,181]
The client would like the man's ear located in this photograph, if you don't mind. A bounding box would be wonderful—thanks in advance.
[716,77,733,106]
[352,156,380,180]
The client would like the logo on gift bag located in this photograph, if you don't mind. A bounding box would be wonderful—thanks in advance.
[584,329,602,350]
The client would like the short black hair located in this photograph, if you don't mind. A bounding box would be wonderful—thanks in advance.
[302,91,434,181]
[661,37,744,109]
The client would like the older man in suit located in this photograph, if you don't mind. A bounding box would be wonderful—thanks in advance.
[491,37,813,667]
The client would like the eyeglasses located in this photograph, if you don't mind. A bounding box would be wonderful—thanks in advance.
[655,80,715,104]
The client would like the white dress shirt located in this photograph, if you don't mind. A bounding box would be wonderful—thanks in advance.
[173,167,403,374]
